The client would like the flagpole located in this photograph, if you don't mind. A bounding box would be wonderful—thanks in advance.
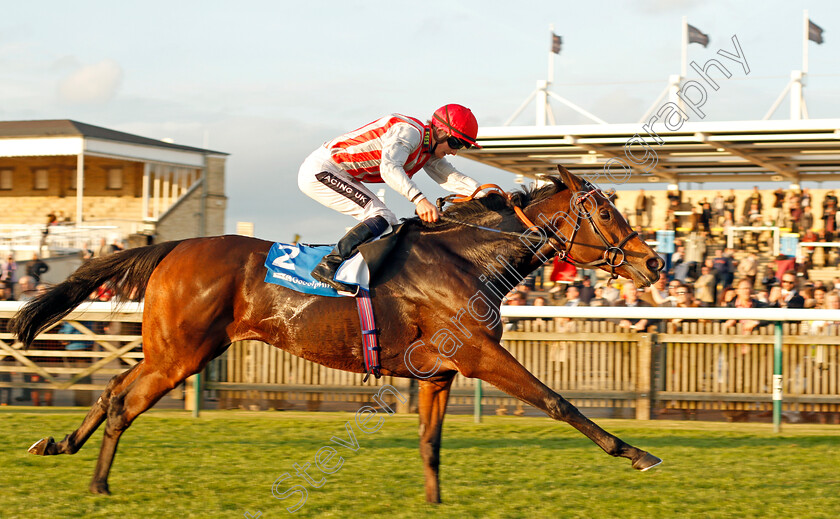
[542,24,556,126]
[802,10,809,74]
[675,17,688,114]
[548,24,555,86]
[505,27,606,126]
[681,16,688,78]
[537,24,555,127]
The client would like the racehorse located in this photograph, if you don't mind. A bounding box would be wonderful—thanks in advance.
[11,165,664,501]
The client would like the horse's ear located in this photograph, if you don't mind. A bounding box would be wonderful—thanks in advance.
[555,165,581,189]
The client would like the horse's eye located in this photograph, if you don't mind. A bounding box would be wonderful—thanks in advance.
[599,209,611,220]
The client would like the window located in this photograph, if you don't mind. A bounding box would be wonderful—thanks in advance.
[0,169,12,190]
[33,168,48,190]
[107,168,123,190]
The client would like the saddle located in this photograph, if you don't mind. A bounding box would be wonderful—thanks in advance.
[264,224,408,380]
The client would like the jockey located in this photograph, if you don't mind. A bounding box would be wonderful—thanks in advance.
[299,103,483,295]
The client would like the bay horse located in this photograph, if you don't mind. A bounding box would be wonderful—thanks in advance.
[10,166,664,501]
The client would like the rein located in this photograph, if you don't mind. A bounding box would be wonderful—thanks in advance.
[437,215,544,242]
[437,183,637,280]
[437,183,542,241]
[449,184,541,232]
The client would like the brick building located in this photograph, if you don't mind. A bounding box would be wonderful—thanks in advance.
[0,120,228,248]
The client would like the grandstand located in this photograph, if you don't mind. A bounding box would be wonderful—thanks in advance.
[463,120,840,301]
[0,120,228,262]
[464,118,840,230]
[461,18,839,294]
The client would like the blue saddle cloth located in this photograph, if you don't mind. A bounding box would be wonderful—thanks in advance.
[263,224,405,298]
[264,242,363,298]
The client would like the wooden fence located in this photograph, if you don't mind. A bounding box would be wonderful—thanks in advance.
[206,317,840,421]
[0,302,143,406]
[657,320,840,418]
[206,340,412,412]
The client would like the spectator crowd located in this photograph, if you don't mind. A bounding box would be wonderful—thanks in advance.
[506,246,838,312]
[504,184,840,332]
[634,185,840,246]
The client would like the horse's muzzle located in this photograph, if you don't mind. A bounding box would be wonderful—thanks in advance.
[646,255,665,274]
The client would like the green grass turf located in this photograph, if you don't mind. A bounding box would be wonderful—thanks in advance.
[1,408,839,518]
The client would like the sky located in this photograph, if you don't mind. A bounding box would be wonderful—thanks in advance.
[1,0,839,243]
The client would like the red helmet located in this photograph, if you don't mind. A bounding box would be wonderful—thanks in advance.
[431,104,481,149]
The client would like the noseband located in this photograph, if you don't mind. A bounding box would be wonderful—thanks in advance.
[438,182,638,280]
[552,182,639,279]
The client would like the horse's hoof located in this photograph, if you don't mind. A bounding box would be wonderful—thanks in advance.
[28,437,54,455]
[89,482,111,495]
[632,452,663,471]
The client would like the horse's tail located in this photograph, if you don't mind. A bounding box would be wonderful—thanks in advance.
[9,240,184,347]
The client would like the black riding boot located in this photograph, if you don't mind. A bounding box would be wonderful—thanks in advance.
[311,216,387,296]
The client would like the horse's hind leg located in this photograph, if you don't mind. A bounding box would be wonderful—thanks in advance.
[465,342,661,471]
[88,361,196,495]
[28,363,143,456]
[418,375,455,504]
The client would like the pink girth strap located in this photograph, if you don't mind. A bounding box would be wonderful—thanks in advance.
[355,288,381,381]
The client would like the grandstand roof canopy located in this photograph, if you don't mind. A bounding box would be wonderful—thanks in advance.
[0,119,227,168]
[463,119,840,185]
[0,120,227,155]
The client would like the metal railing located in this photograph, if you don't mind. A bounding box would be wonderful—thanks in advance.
[0,224,121,256]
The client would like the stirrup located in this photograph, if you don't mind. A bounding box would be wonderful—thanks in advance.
[318,277,360,297]
[312,268,360,296]
[335,284,360,297]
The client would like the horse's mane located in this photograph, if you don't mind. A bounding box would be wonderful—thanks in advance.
[405,175,566,231]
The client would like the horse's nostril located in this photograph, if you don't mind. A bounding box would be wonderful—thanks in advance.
[647,256,664,272]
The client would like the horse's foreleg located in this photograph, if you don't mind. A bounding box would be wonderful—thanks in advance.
[28,362,143,456]
[464,343,661,470]
[418,375,455,504]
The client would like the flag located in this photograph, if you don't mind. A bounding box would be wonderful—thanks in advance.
[551,33,562,54]
[687,24,709,47]
[809,19,824,44]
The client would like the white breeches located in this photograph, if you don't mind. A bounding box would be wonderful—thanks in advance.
[298,146,397,225]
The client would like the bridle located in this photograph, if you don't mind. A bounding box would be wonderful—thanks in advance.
[555,180,640,279]
[437,182,639,280]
